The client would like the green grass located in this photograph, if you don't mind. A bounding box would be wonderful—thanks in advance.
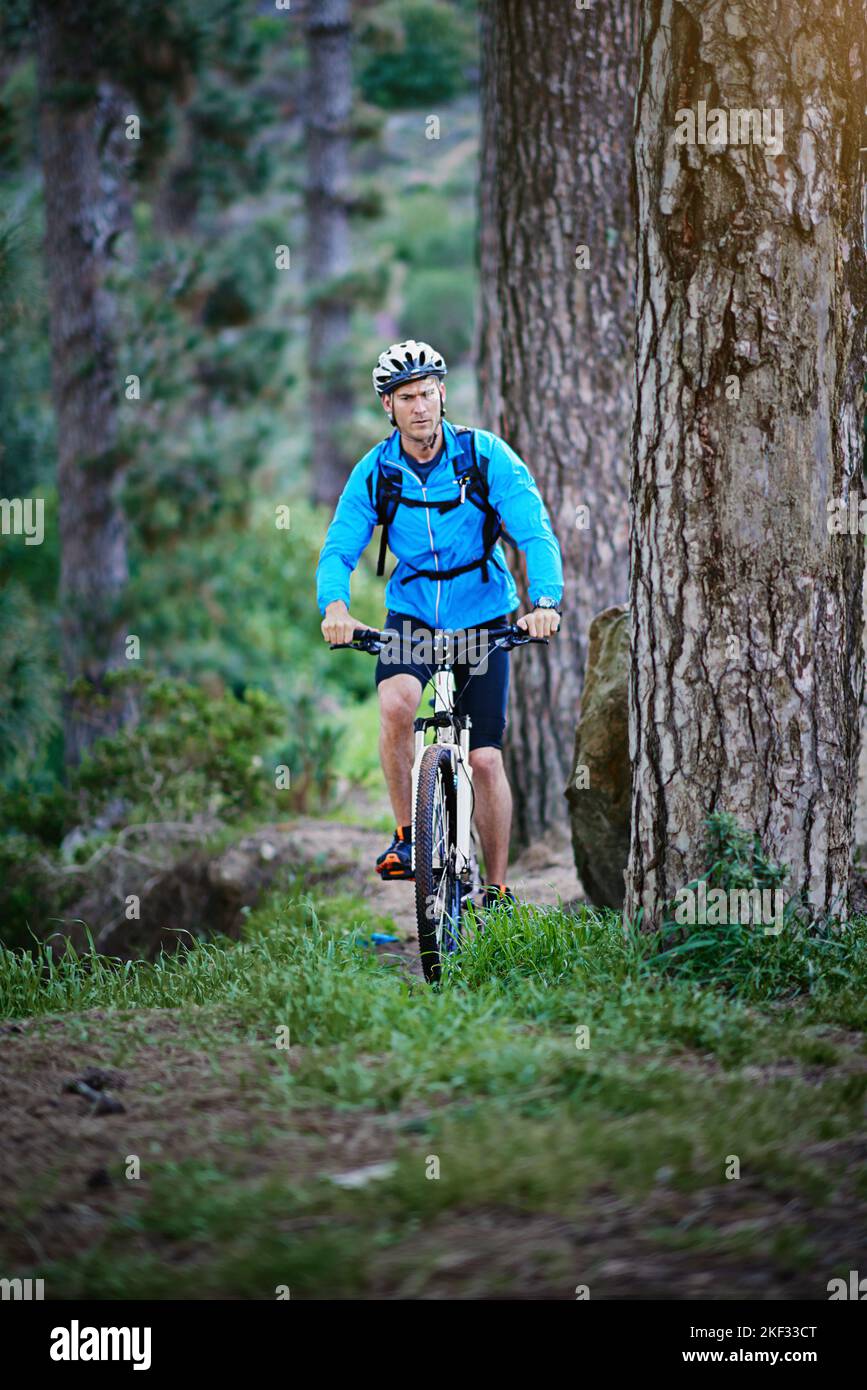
[3,890,867,1297]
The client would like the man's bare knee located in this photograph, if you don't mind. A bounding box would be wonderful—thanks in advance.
[469,746,503,778]
[378,675,421,730]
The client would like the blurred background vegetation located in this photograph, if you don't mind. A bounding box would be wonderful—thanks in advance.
[0,0,481,944]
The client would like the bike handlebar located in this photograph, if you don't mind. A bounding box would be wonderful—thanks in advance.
[329,623,551,655]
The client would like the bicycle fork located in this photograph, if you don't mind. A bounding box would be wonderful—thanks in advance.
[410,668,474,877]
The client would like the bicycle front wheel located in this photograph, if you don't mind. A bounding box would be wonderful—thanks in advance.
[414,744,462,984]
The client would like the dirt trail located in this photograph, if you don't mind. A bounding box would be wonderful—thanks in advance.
[275,814,586,943]
[0,812,596,1291]
[6,815,867,1299]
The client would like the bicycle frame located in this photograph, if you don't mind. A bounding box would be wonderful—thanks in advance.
[329,622,550,949]
[410,654,474,881]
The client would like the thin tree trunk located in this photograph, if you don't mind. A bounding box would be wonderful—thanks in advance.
[35,1,134,771]
[478,0,637,845]
[306,0,354,510]
[624,0,867,927]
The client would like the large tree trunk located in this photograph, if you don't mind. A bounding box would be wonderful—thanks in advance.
[856,565,867,855]
[478,0,637,845]
[306,0,354,510]
[624,0,867,928]
[475,0,502,434]
[35,1,135,771]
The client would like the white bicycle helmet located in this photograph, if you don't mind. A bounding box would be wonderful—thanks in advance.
[372,339,447,396]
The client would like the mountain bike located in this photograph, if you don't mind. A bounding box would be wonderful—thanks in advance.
[330,622,548,983]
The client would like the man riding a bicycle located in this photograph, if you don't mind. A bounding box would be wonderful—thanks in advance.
[317,339,563,906]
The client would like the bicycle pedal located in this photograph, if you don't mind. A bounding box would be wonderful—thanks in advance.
[376,861,415,881]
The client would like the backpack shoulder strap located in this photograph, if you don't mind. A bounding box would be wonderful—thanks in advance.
[370,461,403,577]
[450,427,485,495]
[451,429,518,554]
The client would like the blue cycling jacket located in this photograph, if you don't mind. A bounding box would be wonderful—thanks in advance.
[316,419,563,630]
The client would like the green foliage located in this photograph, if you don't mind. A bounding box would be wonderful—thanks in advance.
[0,501,59,635]
[270,690,340,812]
[69,669,287,824]
[45,0,277,190]
[1,0,477,862]
[196,328,291,405]
[647,812,844,996]
[0,770,70,845]
[122,501,383,705]
[702,811,791,899]
[0,831,77,947]
[112,212,297,545]
[391,193,474,269]
[200,223,285,325]
[122,412,268,546]
[0,581,61,780]
[305,264,390,314]
[0,646,351,948]
[399,266,475,361]
[0,207,54,498]
[37,0,204,169]
[359,1,475,109]
[180,75,272,208]
[0,56,37,173]
[0,0,35,59]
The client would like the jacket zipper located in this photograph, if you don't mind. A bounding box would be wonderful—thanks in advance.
[390,453,447,625]
[420,484,441,626]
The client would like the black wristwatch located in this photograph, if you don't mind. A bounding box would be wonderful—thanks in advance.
[534,597,561,615]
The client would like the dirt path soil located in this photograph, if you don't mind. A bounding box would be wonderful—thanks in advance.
[277,815,585,945]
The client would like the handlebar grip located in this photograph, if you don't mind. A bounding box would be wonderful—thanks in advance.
[330,627,382,647]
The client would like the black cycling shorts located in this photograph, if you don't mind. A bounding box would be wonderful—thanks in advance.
[374,610,510,751]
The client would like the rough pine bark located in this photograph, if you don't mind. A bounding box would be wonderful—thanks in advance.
[475,0,502,434]
[306,0,354,510]
[35,1,135,770]
[624,0,867,926]
[479,0,637,845]
[856,567,867,853]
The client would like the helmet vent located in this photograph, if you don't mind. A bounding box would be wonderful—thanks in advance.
[372,340,448,396]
